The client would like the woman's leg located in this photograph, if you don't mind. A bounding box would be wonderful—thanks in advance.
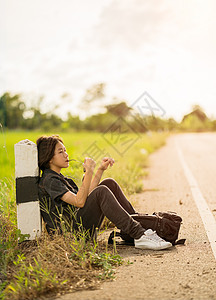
[99,178,136,214]
[76,185,145,239]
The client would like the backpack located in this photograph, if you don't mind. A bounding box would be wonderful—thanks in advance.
[108,211,185,246]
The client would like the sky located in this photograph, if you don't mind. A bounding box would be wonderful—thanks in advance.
[1,0,216,121]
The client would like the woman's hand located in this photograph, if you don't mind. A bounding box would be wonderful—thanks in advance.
[99,157,115,171]
[83,157,96,173]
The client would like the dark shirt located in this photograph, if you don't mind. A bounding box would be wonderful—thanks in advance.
[38,168,79,233]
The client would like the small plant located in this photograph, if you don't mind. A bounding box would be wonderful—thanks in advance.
[90,252,123,279]
[4,254,66,300]
[69,229,123,279]
[0,213,29,270]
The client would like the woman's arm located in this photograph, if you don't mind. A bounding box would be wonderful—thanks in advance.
[88,168,104,193]
[61,158,96,208]
[89,157,115,193]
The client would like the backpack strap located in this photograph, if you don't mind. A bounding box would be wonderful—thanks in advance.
[173,238,186,245]
[108,231,134,246]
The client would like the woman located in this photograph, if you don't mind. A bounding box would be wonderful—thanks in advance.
[36,135,172,250]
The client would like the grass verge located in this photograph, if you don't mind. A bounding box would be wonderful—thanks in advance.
[2,232,122,300]
[0,208,123,300]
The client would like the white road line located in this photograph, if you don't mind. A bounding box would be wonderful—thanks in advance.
[176,140,216,260]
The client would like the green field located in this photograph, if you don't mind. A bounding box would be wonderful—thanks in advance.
[0,130,167,194]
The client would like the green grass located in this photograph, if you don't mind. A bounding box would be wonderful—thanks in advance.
[0,130,167,193]
[0,129,168,299]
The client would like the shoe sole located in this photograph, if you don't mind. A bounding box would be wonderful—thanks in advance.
[135,244,172,250]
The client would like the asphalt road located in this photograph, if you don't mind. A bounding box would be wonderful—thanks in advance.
[55,133,216,300]
[175,132,216,219]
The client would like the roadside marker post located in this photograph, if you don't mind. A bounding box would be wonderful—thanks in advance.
[14,139,41,240]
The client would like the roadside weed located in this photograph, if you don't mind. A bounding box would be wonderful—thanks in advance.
[4,254,63,300]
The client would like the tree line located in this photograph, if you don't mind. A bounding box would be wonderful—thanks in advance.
[0,87,216,132]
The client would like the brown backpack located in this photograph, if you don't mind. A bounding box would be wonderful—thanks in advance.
[108,211,185,246]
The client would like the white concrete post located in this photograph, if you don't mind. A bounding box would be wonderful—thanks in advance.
[14,139,41,240]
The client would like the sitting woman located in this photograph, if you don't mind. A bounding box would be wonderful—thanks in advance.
[36,135,172,250]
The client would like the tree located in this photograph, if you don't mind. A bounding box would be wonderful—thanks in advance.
[181,114,204,132]
[83,112,116,132]
[0,92,65,130]
[0,93,26,128]
[82,83,105,104]
[0,95,6,127]
[166,118,178,131]
[106,101,132,117]
[181,105,210,131]
[79,83,106,117]
[181,105,208,123]
[61,113,83,131]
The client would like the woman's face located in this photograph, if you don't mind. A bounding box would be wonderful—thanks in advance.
[49,141,69,173]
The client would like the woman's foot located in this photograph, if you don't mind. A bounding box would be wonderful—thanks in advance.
[134,229,172,250]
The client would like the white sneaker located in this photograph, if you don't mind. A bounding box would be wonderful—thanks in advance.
[134,229,172,250]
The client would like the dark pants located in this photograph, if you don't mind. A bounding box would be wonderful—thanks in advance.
[75,178,145,239]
